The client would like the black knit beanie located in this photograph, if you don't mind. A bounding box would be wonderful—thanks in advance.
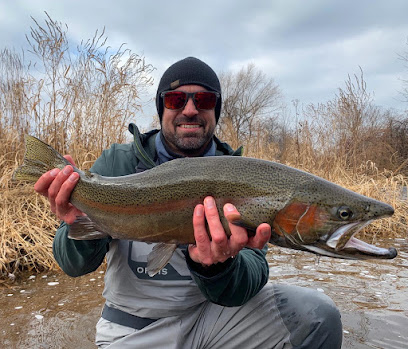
[156,57,222,122]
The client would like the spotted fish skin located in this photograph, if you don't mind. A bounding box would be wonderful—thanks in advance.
[13,135,397,266]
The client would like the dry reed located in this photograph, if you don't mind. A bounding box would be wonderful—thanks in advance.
[1,184,58,277]
[1,146,407,279]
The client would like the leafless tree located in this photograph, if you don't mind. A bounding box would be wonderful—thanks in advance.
[304,68,386,172]
[382,113,408,174]
[399,37,408,104]
[217,64,283,154]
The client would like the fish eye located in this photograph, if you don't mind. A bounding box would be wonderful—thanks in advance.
[338,206,353,220]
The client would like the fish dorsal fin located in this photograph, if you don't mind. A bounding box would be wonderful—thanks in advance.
[68,216,109,240]
[147,243,177,277]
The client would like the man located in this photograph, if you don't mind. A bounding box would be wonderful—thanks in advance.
[34,57,342,348]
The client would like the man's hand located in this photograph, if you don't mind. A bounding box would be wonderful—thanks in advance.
[188,196,271,266]
[33,155,83,224]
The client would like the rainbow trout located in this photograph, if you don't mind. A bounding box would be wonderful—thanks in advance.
[13,135,397,276]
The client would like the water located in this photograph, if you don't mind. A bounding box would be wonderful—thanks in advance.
[0,239,407,348]
[268,238,408,349]
[0,271,105,348]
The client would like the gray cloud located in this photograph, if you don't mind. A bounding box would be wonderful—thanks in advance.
[1,0,407,128]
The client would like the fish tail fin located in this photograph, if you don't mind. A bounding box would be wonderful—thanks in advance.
[12,135,73,182]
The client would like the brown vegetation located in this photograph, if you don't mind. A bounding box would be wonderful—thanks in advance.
[0,14,154,278]
[1,14,407,278]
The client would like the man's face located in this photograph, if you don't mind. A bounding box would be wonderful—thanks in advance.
[161,85,217,157]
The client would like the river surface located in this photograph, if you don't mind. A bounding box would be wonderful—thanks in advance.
[1,238,407,349]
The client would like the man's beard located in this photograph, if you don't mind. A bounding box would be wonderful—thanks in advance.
[162,118,215,156]
[163,128,213,154]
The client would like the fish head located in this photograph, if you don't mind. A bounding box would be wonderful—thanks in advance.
[270,182,397,260]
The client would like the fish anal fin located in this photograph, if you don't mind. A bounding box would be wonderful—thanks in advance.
[68,216,110,240]
[147,243,177,277]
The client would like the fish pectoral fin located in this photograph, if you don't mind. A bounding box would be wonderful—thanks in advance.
[269,230,292,248]
[146,243,177,277]
[228,216,258,237]
[68,216,110,240]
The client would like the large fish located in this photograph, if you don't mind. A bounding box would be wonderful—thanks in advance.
[13,135,397,276]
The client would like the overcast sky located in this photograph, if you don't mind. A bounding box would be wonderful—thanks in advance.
[1,0,408,127]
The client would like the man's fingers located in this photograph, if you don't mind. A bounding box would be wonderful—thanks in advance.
[46,166,72,211]
[48,166,73,198]
[34,168,60,196]
[190,204,213,265]
[64,155,76,167]
[224,203,248,255]
[190,198,267,266]
[247,223,271,249]
[55,172,79,206]
[32,160,82,224]
[54,171,80,220]
[203,197,229,256]
[34,154,75,196]
[192,204,209,244]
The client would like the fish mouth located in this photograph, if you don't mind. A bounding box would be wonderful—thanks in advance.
[302,221,398,259]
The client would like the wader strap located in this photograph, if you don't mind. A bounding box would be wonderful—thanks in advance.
[102,304,158,330]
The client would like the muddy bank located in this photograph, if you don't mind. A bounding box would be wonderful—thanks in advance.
[1,238,407,348]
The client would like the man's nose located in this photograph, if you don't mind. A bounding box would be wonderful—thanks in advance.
[182,97,199,116]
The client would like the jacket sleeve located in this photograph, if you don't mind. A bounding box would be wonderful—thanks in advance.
[52,145,130,277]
[185,245,269,306]
[53,222,111,277]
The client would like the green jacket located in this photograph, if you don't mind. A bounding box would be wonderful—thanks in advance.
[53,124,269,307]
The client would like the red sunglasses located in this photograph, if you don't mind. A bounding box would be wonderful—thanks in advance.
[161,91,220,110]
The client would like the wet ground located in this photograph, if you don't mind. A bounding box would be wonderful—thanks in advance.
[0,238,407,349]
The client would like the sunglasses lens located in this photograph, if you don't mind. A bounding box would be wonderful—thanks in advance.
[194,92,217,109]
[163,92,187,109]
[163,91,218,110]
